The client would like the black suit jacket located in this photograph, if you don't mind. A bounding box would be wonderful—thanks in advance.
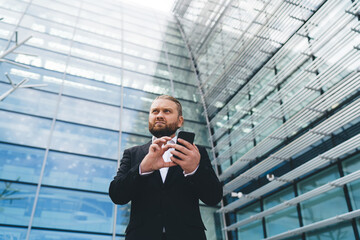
[109,141,223,240]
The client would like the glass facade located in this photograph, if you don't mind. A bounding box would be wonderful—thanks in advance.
[0,0,221,239]
[174,0,360,239]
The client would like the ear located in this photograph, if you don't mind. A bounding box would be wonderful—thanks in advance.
[178,116,184,127]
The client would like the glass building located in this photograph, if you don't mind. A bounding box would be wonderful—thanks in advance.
[0,0,222,239]
[173,0,360,239]
[1,0,360,240]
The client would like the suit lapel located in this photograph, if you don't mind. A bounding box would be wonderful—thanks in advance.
[164,164,182,186]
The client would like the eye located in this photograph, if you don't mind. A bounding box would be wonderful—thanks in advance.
[152,109,158,113]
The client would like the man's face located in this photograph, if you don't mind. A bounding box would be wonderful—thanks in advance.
[148,99,184,138]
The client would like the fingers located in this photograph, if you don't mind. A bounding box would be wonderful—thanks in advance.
[163,161,177,168]
[153,137,171,146]
[170,156,183,166]
[176,138,194,150]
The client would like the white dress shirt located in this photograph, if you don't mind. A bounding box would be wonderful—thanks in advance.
[139,135,198,181]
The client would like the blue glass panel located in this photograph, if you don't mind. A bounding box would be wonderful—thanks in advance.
[66,57,121,85]
[29,229,113,240]
[342,153,360,210]
[122,88,157,112]
[50,121,119,159]
[121,132,151,152]
[180,100,206,122]
[0,226,27,240]
[306,221,355,240]
[0,62,64,94]
[0,110,52,148]
[298,166,348,225]
[32,187,114,233]
[121,108,150,136]
[43,151,116,192]
[173,82,201,102]
[182,122,210,147]
[62,75,122,106]
[200,206,224,240]
[264,187,299,237]
[57,96,120,130]
[0,82,58,118]
[122,70,171,95]
[236,202,263,239]
[0,182,36,226]
[0,143,44,183]
[115,204,130,235]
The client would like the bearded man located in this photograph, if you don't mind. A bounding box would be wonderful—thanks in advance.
[109,95,223,240]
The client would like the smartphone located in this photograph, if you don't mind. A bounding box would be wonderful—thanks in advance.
[174,131,195,160]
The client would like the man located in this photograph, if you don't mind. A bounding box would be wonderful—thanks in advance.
[109,95,223,240]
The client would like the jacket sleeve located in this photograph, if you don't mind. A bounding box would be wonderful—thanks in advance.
[185,146,223,206]
[108,148,143,205]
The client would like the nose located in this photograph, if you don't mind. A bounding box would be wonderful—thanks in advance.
[156,111,164,119]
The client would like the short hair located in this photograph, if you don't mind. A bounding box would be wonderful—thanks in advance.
[153,95,183,116]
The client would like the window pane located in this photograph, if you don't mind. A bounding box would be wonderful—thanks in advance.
[29,229,113,240]
[306,221,355,240]
[0,83,58,118]
[50,121,119,159]
[0,110,52,148]
[264,187,299,237]
[116,204,130,235]
[0,143,44,183]
[62,75,122,106]
[342,153,360,210]
[0,182,36,226]
[122,88,156,112]
[236,202,263,239]
[0,226,27,240]
[32,187,114,233]
[121,109,150,136]
[58,96,120,130]
[121,132,151,152]
[298,167,348,225]
[43,151,116,192]
[200,206,224,240]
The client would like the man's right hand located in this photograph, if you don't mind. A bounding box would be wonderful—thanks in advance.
[140,137,177,173]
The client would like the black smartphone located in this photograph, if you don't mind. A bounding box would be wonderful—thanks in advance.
[174,131,195,160]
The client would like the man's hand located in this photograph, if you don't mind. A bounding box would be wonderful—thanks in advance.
[169,138,200,174]
[140,137,177,173]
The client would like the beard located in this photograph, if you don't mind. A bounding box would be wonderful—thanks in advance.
[149,121,180,138]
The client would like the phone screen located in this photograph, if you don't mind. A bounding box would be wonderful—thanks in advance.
[174,131,195,160]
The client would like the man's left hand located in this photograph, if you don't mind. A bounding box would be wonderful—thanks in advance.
[169,138,200,174]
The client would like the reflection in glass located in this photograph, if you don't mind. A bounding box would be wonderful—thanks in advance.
[121,132,151,152]
[236,202,263,239]
[0,83,58,118]
[306,221,355,240]
[62,74,122,106]
[32,187,114,233]
[0,182,36,226]
[264,187,299,237]
[58,95,120,130]
[29,229,114,240]
[0,226,27,240]
[0,110,52,148]
[298,167,348,225]
[116,204,130,235]
[0,143,44,183]
[342,153,360,210]
[121,108,150,136]
[51,121,119,159]
[43,151,116,192]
